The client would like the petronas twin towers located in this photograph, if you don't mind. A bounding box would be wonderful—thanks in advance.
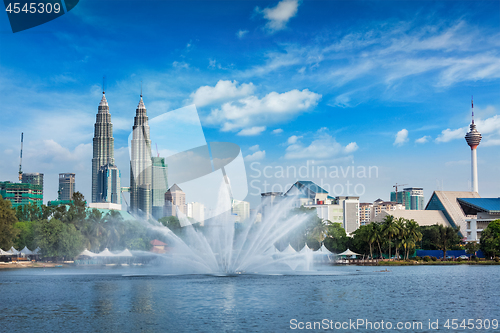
[92,89,156,217]
[91,91,121,205]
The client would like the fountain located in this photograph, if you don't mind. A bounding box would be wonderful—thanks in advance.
[130,179,331,275]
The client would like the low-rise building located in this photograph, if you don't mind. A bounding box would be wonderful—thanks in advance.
[425,191,480,237]
[187,202,205,225]
[457,198,500,242]
[373,210,451,227]
[262,181,360,234]
[372,199,405,219]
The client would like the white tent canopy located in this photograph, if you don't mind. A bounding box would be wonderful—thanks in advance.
[8,247,19,255]
[115,249,133,257]
[338,249,360,256]
[20,246,33,255]
[281,244,297,254]
[33,247,42,254]
[316,244,333,255]
[79,249,97,257]
[263,245,279,255]
[95,248,115,257]
[0,248,12,255]
[300,244,313,253]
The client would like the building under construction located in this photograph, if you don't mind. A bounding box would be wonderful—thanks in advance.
[0,181,43,208]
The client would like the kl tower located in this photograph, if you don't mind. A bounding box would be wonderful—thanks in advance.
[465,97,482,193]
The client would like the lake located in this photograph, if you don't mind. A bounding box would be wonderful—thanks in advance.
[1,265,499,332]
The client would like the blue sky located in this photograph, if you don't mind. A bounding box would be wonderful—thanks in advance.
[0,0,499,208]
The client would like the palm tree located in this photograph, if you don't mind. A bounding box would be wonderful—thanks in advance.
[371,222,384,259]
[382,215,399,259]
[394,217,406,259]
[365,223,376,259]
[405,219,422,259]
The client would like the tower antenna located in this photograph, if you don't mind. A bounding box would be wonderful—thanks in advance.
[18,132,23,182]
[140,81,142,97]
[471,95,474,124]
[103,76,106,94]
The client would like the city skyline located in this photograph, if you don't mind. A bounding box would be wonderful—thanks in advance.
[0,0,498,207]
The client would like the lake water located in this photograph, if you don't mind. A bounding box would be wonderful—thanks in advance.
[1,265,499,332]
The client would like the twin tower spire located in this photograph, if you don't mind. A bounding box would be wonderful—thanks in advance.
[91,87,152,214]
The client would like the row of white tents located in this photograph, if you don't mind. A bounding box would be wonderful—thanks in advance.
[266,244,360,257]
[77,246,360,258]
[0,246,42,256]
[78,248,133,258]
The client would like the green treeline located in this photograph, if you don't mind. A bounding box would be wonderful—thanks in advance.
[0,193,167,260]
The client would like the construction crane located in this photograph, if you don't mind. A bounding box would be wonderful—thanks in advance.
[392,183,407,203]
[18,132,23,181]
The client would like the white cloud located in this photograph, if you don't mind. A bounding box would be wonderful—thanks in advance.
[272,128,283,134]
[344,142,359,153]
[435,114,500,145]
[207,89,321,132]
[394,129,409,146]
[435,127,466,143]
[172,61,189,69]
[287,135,302,144]
[237,126,266,136]
[245,150,266,162]
[190,80,255,107]
[249,144,260,152]
[284,133,354,160]
[415,135,431,144]
[237,30,249,39]
[256,0,299,32]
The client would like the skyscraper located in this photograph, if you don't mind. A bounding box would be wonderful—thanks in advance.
[465,98,481,193]
[164,184,186,217]
[152,156,168,220]
[130,93,152,217]
[92,91,118,203]
[21,172,44,202]
[97,164,121,204]
[58,173,75,201]
[390,187,424,210]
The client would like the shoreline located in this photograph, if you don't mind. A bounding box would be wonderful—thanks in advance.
[0,262,70,269]
[376,260,500,266]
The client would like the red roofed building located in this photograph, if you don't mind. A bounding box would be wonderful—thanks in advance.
[150,239,168,254]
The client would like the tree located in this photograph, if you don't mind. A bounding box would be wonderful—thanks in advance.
[432,224,461,259]
[382,215,399,259]
[480,219,500,258]
[34,219,84,260]
[352,224,374,258]
[403,219,422,260]
[394,217,406,259]
[13,221,35,250]
[16,203,41,222]
[159,216,181,231]
[0,195,18,249]
[52,191,87,227]
[465,241,480,257]
[324,222,348,253]
[80,209,106,252]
